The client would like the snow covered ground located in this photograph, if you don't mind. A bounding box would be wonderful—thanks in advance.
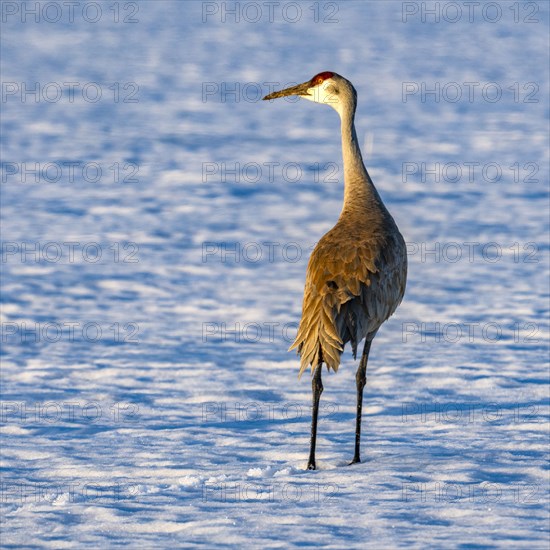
[1,0,549,547]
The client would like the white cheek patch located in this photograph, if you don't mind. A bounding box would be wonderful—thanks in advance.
[301,82,339,110]
[323,84,339,105]
[304,82,339,106]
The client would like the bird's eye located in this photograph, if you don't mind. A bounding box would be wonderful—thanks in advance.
[311,71,335,86]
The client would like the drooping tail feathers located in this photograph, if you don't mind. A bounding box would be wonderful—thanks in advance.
[289,281,348,377]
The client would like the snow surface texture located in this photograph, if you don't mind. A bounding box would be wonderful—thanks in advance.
[1,1,549,548]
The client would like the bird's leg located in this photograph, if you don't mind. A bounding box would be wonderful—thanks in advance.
[307,361,323,470]
[350,340,371,465]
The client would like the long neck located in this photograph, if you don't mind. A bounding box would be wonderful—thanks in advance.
[339,107,385,217]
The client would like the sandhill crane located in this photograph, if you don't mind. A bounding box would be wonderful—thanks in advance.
[263,72,407,470]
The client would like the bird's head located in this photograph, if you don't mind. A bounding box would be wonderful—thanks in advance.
[263,71,356,116]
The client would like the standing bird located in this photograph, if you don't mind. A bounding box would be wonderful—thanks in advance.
[263,72,407,470]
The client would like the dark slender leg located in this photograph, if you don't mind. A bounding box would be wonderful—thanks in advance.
[350,340,371,465]
[307,361,323,470]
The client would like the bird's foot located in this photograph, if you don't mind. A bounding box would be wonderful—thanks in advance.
[307,461,316,471]
[348,457,361,465]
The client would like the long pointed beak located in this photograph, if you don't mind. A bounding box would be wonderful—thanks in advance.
[263,81,311,100]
